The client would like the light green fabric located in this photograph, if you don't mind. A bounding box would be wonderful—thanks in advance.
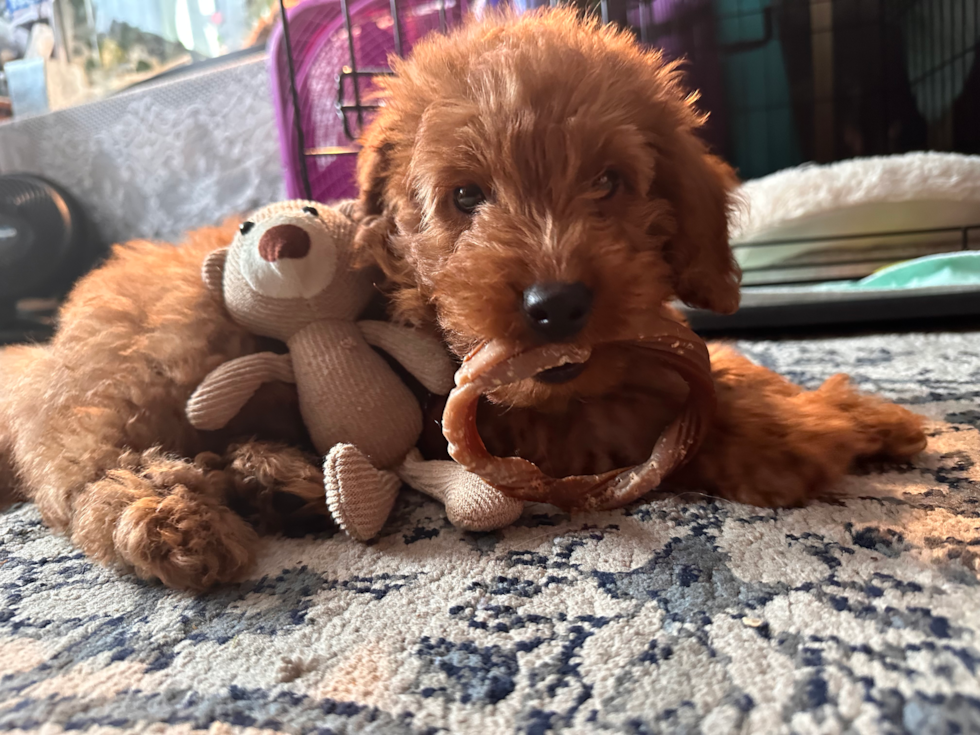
[746,252,980,294]
[850,252,980,290]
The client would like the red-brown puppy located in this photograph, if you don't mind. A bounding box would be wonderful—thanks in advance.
[352,7,926,503]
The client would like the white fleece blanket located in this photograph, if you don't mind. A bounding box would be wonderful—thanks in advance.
[732,152,980,274]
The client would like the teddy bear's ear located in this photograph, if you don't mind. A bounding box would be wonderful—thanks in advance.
[202,248,228,298]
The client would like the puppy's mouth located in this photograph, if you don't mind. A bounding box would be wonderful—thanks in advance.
[534,360,588,384]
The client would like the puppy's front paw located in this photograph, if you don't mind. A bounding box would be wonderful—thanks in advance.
[71,466,257,591]
[112,487,257,591]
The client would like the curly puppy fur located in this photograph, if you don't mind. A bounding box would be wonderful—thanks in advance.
[0,223,328,591]
[0,8,926,591]
[353,8,927,501]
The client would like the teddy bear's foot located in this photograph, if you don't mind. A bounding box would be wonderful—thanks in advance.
[397,449,524,532]
[324,444,401,541]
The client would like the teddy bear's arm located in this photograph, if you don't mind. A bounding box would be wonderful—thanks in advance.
[186,352,295,431]
[357,321,457,396]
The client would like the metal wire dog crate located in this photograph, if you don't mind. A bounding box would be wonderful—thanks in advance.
[270,0,980,325]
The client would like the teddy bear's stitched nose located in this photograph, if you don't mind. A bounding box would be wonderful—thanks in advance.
[259,224,311,262]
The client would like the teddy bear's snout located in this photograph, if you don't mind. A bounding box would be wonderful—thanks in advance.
[259,224,311,262]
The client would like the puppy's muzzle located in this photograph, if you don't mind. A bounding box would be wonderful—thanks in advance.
[521,281,592,384]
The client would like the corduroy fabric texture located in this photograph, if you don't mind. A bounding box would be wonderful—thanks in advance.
[186,352,295,431]
[324,443,403,542]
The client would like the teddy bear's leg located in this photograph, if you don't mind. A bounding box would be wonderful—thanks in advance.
[324,443,402,541]
[396,449,525,531]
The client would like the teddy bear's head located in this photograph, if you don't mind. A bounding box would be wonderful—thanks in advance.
[203,200,376,341]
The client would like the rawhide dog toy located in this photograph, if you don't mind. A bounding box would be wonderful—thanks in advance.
[442,314,715,512]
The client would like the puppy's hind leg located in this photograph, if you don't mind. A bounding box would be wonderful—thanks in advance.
[677,344,927,508]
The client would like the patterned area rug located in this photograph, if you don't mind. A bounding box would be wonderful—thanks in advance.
[2,331,979,734]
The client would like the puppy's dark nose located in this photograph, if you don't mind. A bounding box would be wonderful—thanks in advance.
[522,281,593,342]
[259,224,311,262]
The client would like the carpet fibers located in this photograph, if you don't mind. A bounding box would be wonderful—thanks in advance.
[1,331,979,734]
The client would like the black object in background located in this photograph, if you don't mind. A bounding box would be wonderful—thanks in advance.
[0,174,103,345]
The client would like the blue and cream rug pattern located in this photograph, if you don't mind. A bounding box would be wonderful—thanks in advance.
[2,331,979,734]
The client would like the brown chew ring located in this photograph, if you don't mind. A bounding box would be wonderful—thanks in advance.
[442,318,715,512]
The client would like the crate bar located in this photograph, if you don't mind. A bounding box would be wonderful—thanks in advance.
[637,1,648,44]
[339,102,383,112]
[340,0,365,130]
[810,0,834,163]
[601,0,629,27]
[390,0,405,57]
[305,146,362,156]
[878,0,888,163]
[732,223,980,249]
[279,0,312,200]
[745,250,966,274]
[439,0,448,33]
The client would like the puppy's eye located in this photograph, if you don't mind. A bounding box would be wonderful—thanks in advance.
[594,171,620,200]
[239,221,255,235]
[453,184,487,214]
[302,206,319,216]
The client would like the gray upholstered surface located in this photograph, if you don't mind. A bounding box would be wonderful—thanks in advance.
[0,54,286,248]
[1,330,979,734]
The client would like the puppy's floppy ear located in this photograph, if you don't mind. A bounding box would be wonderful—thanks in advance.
[202,248,228,299]
[353,123,407,278]
[649,122,742,315]
[355,124,394,220]
[353,120,433,325]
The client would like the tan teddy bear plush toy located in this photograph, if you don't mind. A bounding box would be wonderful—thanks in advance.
[185,200,523,540]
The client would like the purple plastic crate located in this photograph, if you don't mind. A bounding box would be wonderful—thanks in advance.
[268,0,473,203]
